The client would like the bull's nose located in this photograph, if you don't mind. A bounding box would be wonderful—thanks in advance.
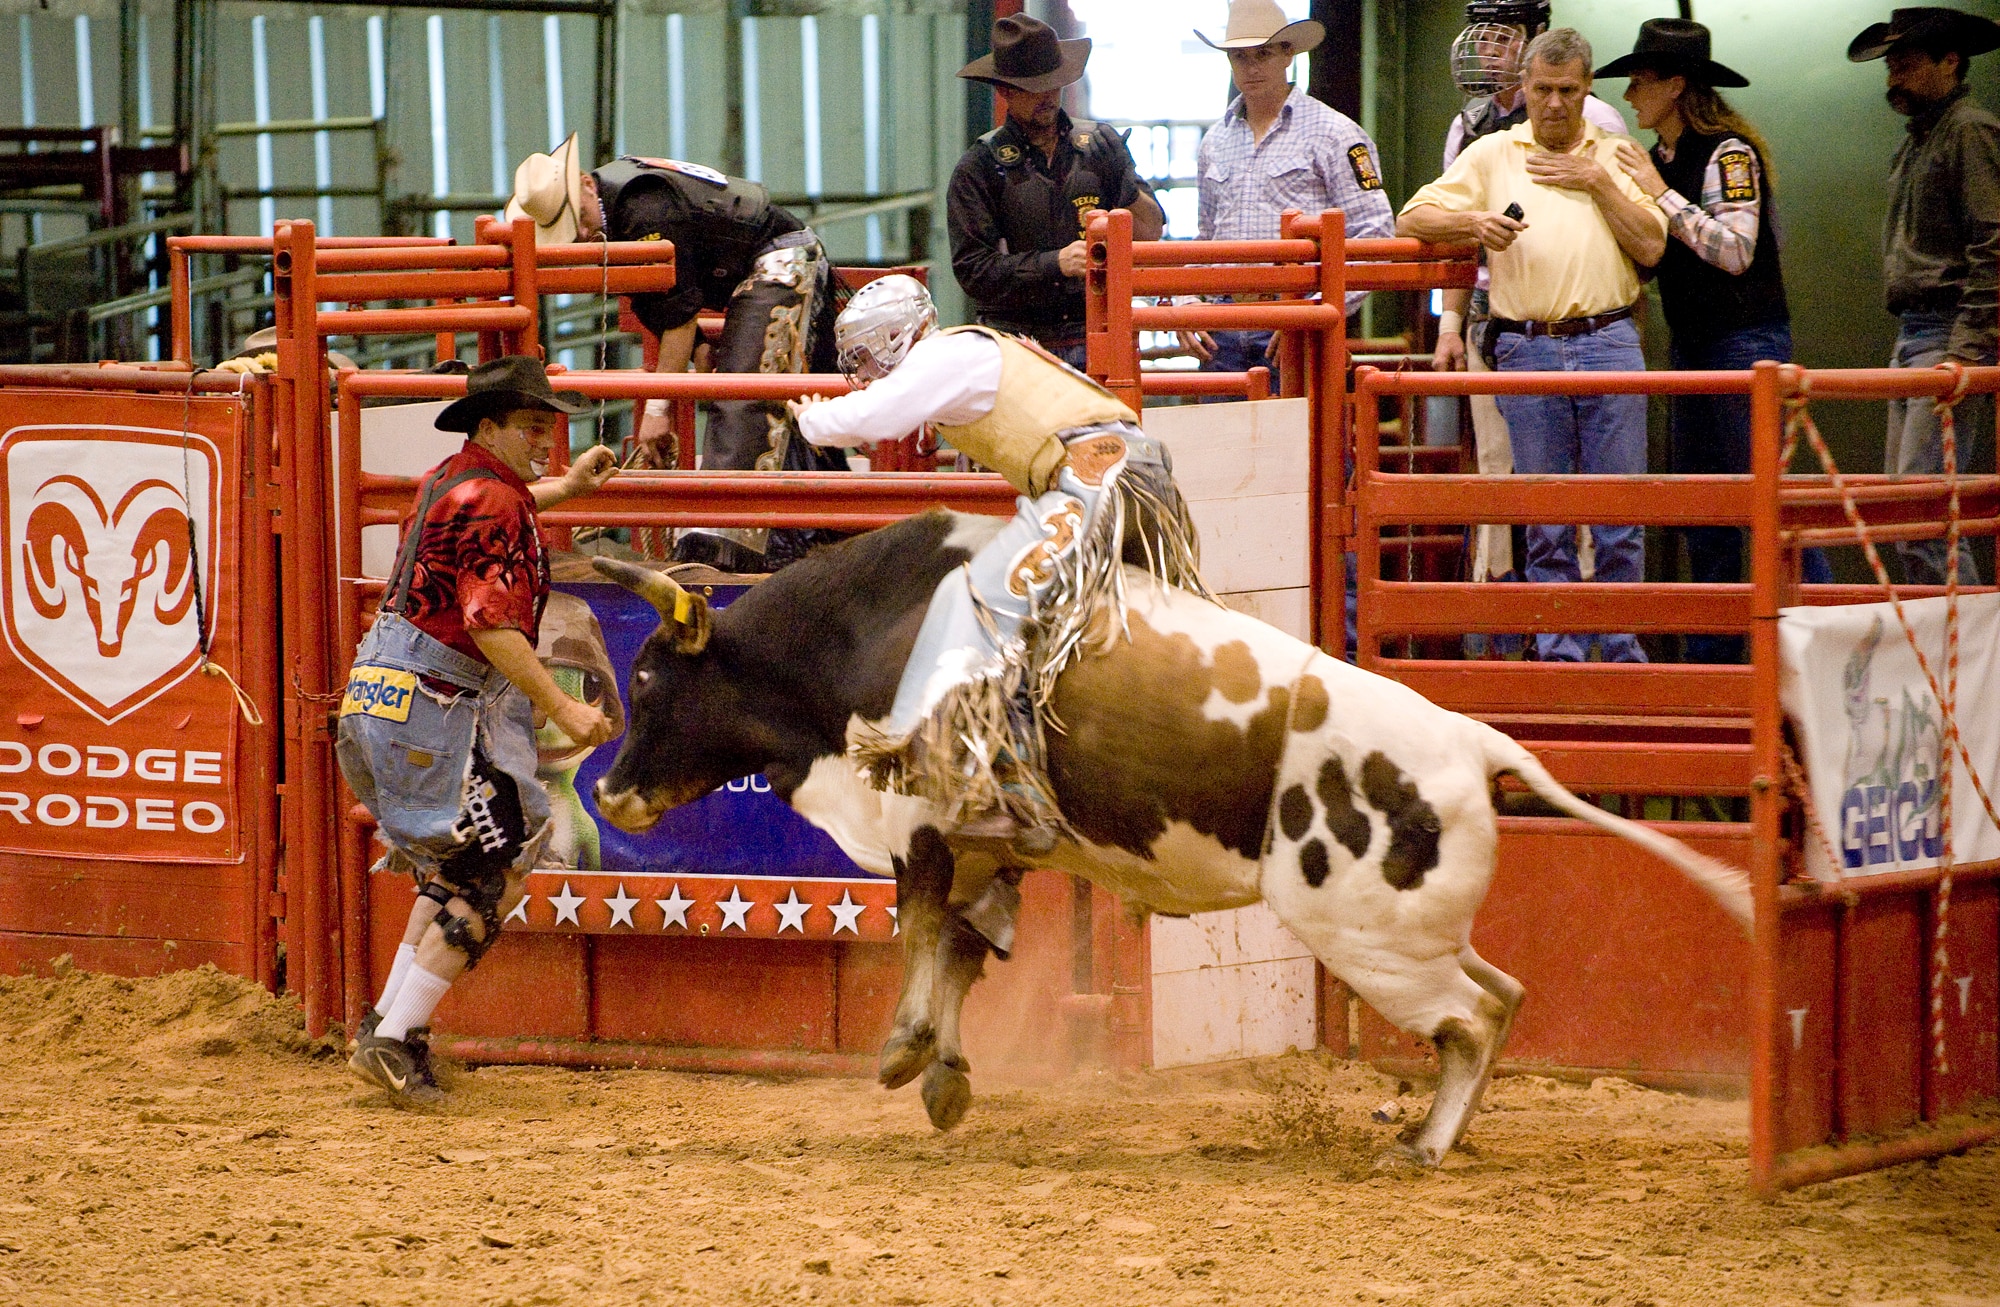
[593,778,664,834]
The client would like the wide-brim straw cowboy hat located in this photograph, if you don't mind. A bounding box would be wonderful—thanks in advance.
[1196,0,1325,53]
[1848,6,2000,62]
[504,133,584,246]
[434,355,591,434]
[956,14,1091,92]
[1595,18,1749,89]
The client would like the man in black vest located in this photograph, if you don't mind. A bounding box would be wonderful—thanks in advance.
[508,134,843,573]
[947,14,1164,367]
[1599,19,1797,661]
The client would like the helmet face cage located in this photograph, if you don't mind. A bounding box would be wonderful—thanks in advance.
[1451,21,1527,98]
[1463,0,1549,29]
[834,275,937,386]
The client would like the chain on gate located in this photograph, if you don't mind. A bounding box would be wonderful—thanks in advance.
[1780,362,2000,1077]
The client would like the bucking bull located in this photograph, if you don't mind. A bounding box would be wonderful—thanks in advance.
[590,510,1752,1166]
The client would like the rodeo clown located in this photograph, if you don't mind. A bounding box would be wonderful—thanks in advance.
[788,275,1211,858]
[508,133,845,573]
[340,356,619,1101]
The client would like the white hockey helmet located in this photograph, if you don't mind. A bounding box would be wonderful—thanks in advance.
[835,274,938,385]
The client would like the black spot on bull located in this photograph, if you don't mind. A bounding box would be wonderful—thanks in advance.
[1277,784,1313,842]
[1299,838,1330,888]
[1315,757,1372,859]
[1360,752,1442,891]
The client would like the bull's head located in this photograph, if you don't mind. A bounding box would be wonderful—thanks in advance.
[589,557,769,834]
[23,477,195,659]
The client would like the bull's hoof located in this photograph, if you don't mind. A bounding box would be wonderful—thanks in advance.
[1373,1140,1438,1171]
[920,1058,973,1131]
[878,1026,936,1090]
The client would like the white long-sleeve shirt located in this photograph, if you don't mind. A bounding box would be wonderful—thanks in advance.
[796,331,1003,448]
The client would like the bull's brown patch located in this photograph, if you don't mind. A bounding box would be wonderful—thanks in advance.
[1360,752,1442,891]
[1047,616,1287,861]
[1278,784,1313,842]
[1292,674,1328,733]
[1210,640,1263,704]
[1299,837,1330,888]
[1315,756,1373,859]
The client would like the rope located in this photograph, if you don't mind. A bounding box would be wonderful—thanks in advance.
[179,369,264,727]
[1778,737,1844,885]
[1782,364,1994,1078]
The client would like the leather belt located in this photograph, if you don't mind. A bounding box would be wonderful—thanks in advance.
[1487,305,1634,339]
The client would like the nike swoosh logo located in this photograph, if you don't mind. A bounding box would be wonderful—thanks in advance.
[377,1058,407,1092]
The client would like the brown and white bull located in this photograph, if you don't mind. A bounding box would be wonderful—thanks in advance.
[591,511,1752,1165]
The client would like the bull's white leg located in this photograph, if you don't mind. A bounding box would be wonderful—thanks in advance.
[918,914,988,1131]
[880,825,954,1089]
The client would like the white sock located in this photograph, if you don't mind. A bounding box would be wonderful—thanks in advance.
[376,964,452,1042]
[374,943,417,1015]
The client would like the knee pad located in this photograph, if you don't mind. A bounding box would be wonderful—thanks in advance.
[439,910,498,967]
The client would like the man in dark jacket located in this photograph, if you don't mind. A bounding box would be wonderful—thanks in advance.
[948,14,1164,366]
[1850,6,2000,584]
[508,134,842,573]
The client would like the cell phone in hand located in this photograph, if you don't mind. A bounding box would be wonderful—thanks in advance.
[1503,202,1525,222]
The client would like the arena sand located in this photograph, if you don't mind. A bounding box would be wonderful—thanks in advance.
[1,963,1996,1307]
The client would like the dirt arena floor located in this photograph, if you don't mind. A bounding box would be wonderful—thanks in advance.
[2,964,1998,1307]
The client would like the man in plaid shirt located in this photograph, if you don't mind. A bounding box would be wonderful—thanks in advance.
[1183,0,1395,382]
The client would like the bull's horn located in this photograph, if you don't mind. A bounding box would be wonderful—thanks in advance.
[592,556,686,620]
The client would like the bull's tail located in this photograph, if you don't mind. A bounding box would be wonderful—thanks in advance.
[1478,725,1753,935]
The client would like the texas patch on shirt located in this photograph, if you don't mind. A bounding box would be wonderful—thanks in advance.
[1718,149,1757,203]
[1348,144,1383,192]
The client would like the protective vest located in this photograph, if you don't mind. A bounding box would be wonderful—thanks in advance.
[965,119,1127,330]
[936,326,1138,496]
[591,157,783,311]
[1457,95,1526,148]
[1652,131,1788,345]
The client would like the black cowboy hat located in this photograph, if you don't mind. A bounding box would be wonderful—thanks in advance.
[956,14,1090,93]
[1849,6,2000,62]
[434,355,590,434]
[1595,18,1749,88]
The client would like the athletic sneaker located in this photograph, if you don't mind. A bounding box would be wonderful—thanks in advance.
[348,1030,444,1103]
[355,1006,383,1043]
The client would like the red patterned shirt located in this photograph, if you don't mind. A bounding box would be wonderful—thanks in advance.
[396,442,549,662]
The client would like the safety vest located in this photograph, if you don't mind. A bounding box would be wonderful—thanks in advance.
[935,326,1138,496]
[590,157,784,310]
[1652,130,1789,345]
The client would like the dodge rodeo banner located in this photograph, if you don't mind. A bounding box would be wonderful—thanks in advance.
[1781,592,2000,881]
[0,394,247,864]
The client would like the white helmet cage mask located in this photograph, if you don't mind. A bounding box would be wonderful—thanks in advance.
[1451,22,1527,99]
[834,273,939,385]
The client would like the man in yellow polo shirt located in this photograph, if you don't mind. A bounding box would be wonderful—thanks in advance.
[1399,26,1666,663]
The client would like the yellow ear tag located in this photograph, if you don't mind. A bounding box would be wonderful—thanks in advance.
[673,589,693,624]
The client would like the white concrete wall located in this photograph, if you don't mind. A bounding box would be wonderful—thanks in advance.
[1139,398,1318,1068]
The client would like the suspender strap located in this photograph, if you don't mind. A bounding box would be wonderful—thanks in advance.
[384,467,502,617]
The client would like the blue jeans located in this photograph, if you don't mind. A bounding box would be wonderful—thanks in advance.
[1201,330,1277,401]
[1670,320,1795,663]
[1493,317,1647,663]
[1887,311,1988,585]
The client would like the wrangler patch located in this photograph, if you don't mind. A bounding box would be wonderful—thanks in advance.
[340,666,417,722]
[1360,752,1442,891]
[1718,149,1756,203]
[1316,756,1373,860]
[1348,144,1383,192]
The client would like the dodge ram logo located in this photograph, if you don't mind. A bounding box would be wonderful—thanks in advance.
[0,428,218,723]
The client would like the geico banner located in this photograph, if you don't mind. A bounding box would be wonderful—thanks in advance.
[0,393,245,862]
[1780,593,2000,880]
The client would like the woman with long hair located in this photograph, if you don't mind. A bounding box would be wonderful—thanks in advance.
[1599,19,1807,663]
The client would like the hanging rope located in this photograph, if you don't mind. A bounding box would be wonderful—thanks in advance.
[179,369,266,728]
[1781,364,1993,1077]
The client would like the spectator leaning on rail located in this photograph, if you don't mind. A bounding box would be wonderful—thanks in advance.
[1179,0,1394,383]
[339,357,619,1102]
[1599,19,1797,665]
[948,14,1165,369]
[507,133,840,574]
[1398,28,1667,664]
[1435,0,1628,600]
[1850,5,2000,586]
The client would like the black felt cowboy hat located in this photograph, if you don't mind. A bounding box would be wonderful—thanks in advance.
[1849,6,2000,62]
[434,355,590,434]
[1595,18,1749,88]
[956,14,1091,93]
